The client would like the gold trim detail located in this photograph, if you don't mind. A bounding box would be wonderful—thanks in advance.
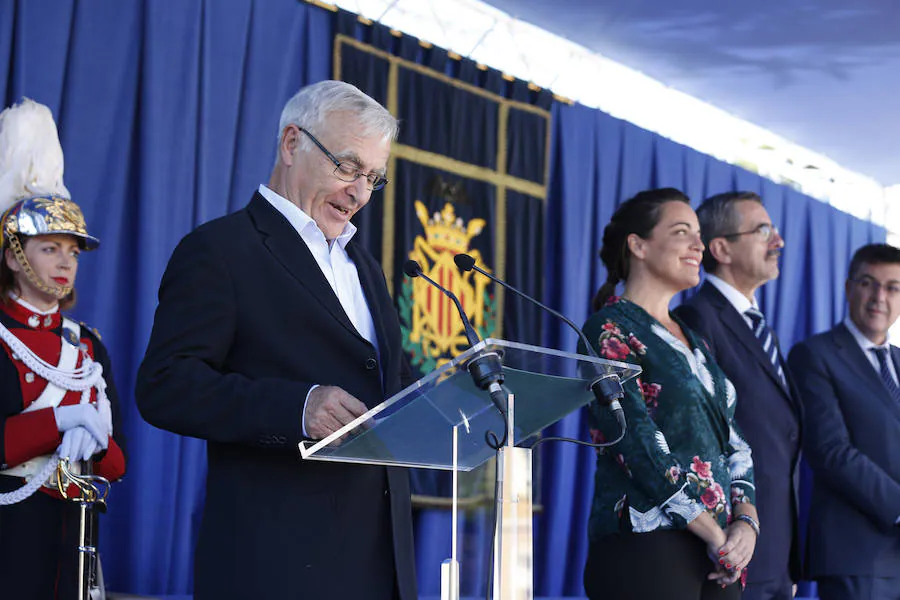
[382,60,400,294]
[335,35,551,118]
[390,145,546,199]
[494,102,510,339]
[412,493,545,512]
[301,0,337,13]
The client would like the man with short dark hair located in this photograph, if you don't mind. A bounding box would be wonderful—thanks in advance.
[676,191,802,600]
[788,243,900,600]
[136,81,416,600]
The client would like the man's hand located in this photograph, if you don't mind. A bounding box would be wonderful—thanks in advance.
[304,386,368,440]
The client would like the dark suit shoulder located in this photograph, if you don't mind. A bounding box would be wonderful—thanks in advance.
[673,287,720,347]
[792,326,842,354]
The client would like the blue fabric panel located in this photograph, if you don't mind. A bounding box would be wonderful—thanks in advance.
[652,135,685,191]
[682,146,708,209]
[703,154,735,197]
[618,122,654,202]
[733,165,764,195]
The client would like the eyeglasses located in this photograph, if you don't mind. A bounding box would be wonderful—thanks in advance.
[850,275,900,297]
[721,223,779,242]
[297,127,388,191]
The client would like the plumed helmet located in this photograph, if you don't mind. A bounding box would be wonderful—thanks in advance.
[0,99,99,250]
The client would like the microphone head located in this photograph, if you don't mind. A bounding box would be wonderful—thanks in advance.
[403,260,423,278]
[454,253,476,272]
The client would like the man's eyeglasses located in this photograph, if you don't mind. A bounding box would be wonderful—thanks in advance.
[850,275,900,297]
[297,126,388,191]
[721,223,779,242]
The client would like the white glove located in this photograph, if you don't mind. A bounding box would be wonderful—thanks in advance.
[54,404,109,449]
[58,426,101,462]
[96,397,113,438]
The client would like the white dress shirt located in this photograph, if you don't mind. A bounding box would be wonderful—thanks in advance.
[258,184,379,436]
[842,316,899,385]
[704,273,759,330]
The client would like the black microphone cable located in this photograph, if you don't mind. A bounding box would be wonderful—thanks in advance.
[454,253,628,451]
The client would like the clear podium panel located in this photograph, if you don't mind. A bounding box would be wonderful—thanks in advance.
[299,338,640,471]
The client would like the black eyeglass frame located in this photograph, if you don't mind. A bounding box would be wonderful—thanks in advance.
[719,223,779,242]
[296,126,388,191]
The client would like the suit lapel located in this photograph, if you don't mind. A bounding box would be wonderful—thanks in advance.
[346,240,392,379]
[247,193,363,342]
[833,324,900,420]
[701,284,788,394]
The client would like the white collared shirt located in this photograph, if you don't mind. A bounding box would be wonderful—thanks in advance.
[704,273,758,330]
[9,293,59,316]
[843,316,898,385]
[259,184,379,436]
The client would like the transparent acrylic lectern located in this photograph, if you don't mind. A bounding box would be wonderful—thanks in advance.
[299,338,640,600]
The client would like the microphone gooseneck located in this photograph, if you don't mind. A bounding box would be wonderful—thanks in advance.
[404,260,509,447]
[454,253,627,441]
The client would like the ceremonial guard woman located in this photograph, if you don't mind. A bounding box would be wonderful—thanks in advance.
[0,99,126,599]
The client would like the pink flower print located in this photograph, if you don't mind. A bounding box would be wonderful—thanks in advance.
[601,321,621,335]
[640,382,661,412]
[700,482,726,510]
[589,428,607,456]
[627,333,647,355]
[614,454,633,478]
[665,465,681,484]
[604,295,621,307]
[690,456,714,481]
[600,337,631,361]
[731,487,748,504]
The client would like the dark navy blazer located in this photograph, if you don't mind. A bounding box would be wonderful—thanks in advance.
[676,282,803,584]
[136,193,416,600]
[788,323,900,578]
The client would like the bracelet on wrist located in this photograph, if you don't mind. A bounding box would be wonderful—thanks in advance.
[735,514,760,536]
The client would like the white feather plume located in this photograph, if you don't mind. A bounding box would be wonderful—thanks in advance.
[0,98,69,215]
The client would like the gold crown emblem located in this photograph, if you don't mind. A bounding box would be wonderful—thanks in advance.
[415,201,484,254]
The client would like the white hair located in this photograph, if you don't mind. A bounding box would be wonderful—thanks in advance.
[276,80,398,156]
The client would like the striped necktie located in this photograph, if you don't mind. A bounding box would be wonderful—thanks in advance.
[744,307,786,387]
[870,347,900,405]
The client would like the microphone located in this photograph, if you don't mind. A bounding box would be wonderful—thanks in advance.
[453,253,626,432]
[403,260,480,347]
[403,260,509,440]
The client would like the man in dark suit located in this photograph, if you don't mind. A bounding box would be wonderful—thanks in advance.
[788,243,900,600]
[136,81,415,600]
[676,191,802,600]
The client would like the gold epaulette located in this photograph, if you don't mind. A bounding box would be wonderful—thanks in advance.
[79,321,102,341]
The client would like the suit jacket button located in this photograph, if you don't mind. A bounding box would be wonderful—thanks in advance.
[365,358,377,370]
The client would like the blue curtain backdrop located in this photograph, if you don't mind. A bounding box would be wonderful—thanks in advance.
[0,1,885,598]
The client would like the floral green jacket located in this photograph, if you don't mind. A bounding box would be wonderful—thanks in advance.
[583,297,755,543]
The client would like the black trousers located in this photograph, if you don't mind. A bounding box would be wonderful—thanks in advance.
[584,529,742,600]
[0,475,84,600]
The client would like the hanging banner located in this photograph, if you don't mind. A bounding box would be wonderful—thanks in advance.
[336,34,551,504]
